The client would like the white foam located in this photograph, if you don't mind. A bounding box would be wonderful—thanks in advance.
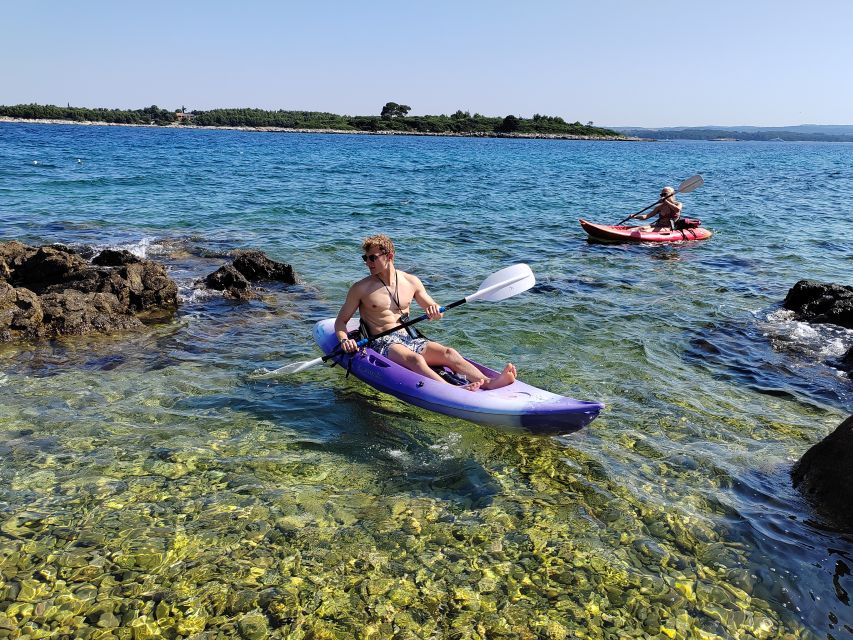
[87,236,158,260]
[429,433,461,459]
[820,338,848,358]
[387,449,411,462]
[790,323,819,340]
[118,237,153,259]
[759,308,853,361]
[178,285,222,304]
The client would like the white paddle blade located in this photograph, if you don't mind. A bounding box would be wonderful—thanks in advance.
[467,263,536,303]
[281,357,325,374]
[251,356,325,377]
[677,174,704,194]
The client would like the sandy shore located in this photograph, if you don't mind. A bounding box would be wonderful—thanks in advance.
[0,116,642,141]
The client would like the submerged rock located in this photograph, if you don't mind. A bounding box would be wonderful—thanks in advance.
[0,241,178,343]
[791,414,853,531]
[783,280,853,329]
[204,250,296,299]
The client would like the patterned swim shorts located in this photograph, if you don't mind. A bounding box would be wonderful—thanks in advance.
[371,330,429,358]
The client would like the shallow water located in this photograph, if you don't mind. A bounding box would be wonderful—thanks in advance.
[0,123,851,638]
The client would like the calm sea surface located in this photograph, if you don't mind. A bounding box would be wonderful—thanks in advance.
[1,122,851,638]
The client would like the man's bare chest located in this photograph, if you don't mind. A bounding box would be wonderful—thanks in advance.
[362,279,414,313]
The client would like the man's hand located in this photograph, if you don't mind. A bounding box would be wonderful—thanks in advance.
[340,337,358,353]
[425,304,443,320]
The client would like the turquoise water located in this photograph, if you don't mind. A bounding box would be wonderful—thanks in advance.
[0,122,851,638]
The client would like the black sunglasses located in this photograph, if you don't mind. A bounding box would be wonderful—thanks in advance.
[361,251,387,263]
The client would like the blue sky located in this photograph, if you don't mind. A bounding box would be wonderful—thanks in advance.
[3,0,852,127]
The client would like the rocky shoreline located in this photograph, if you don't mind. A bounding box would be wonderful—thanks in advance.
[0,242,296,343]
[781,279,853,530]
[0,116,642,141]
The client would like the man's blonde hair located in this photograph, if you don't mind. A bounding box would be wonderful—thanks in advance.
[362,234,395,257]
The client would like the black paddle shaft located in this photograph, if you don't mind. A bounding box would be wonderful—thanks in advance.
[321,297,469,363]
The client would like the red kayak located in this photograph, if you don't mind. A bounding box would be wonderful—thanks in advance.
[579,219,712,243]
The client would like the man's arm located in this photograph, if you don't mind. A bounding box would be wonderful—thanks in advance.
[334,284,362,347]
[411,275,443,320]
[636,203,663,221]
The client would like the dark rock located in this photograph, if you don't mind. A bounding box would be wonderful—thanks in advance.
[232,250,296,284]
[791,415,853,531]
[0,241,178,343]
[0,282,44,336]
[203,250,295,299]
[784,280,853,329]
[0,241,36,280]
[40,290,142,336]
[92,249,142,267]
[204,264,256,299]
[10,246,89,293]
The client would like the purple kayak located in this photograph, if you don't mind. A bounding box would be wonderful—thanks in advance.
[314,318,603,434]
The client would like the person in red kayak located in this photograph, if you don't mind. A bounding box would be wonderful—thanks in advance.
[633,186,682,231]
[335,234,517,391]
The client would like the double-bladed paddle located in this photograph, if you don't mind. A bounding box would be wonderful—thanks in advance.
[616,174,704,225]
[254,263,536,377]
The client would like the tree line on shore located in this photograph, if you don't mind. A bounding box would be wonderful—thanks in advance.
[0,104,177,126]
[0,103,621,137]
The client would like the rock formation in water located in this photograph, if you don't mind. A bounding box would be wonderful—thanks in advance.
[204,250,296,299]
[783,280,853,329]
[0,241,178,342]
[784,279,853,372]
[791,414,853,531]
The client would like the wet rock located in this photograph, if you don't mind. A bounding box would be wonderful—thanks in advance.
[91,249,142,267]
[204,264,255,299]
[227,589,259,614]
[0,240,36,279]
[232,250,296,284]
[0,282,43,338]
[791,414,853,530]
[203,250,295,299]
[783,280,853,329]
[238,612,270,640]
[0,241,178,343]
[7,245,88,292]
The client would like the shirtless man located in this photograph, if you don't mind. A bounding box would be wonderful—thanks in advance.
[335,234,516,391]
[633,186,683,231]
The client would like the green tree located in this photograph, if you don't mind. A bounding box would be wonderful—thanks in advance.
[497,115,520,133]
[380,102,411,119]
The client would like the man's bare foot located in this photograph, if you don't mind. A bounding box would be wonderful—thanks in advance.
[462,380,483,392]
[482,363,517,390]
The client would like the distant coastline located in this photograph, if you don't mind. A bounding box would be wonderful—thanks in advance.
[0,116,642,141]
[0,103,637,140]
[616,125,853,143]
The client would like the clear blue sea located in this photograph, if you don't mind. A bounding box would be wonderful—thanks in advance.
[1,122,851,637]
